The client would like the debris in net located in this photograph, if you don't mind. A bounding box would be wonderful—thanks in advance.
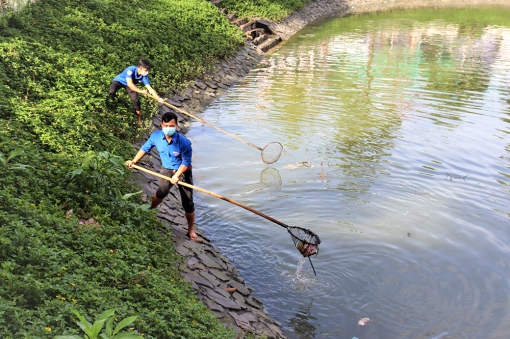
[295,241,318,257]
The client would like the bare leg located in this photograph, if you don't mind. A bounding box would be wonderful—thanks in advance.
[150,193,163,210]
[185,211,196,240]
[136,110,141,126]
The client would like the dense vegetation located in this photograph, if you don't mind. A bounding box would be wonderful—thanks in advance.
[0,0,246,338]
[221,0,311,21]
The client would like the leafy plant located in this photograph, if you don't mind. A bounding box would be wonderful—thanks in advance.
[69,150,128,195]
[0,147,31,170]
[54,309,138,339]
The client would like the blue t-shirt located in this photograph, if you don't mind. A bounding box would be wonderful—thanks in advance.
[141,130,192,170]
[113,65,150,86]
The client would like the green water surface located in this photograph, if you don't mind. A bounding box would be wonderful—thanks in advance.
[188,7,510,339]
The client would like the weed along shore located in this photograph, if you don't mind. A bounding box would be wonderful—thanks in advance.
[1,0,509,338]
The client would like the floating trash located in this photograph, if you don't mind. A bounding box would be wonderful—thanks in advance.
[358,317,370,327]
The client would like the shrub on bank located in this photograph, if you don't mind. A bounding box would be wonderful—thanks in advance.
[0,143,235,338]
[0,0,245,338]
[0,0,245,154]
[220,0,312,21]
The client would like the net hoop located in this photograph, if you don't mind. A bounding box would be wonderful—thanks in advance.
[287,226,321,258]
[261,142,284,164]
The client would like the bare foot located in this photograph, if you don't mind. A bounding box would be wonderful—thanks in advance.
[187,229,201,242]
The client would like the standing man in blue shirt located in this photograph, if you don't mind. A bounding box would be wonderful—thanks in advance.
[109,58,164,125]
[125,112,197,240]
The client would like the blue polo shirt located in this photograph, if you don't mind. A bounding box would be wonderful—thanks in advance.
[141,130,192,170]
[113,65,150,86]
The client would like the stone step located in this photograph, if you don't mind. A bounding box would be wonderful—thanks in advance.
[245,28,265,40]
[252,34,268,46]
[232,17,248,27]
[258,36,282,53]
[239,21,253,33]
[225,13,237,22]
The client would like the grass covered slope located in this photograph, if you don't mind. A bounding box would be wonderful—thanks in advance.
[0,0,244,338]
[1,0,244,153]
[0,155,233,338]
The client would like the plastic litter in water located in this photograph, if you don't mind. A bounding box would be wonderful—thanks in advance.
[358,317,370,326]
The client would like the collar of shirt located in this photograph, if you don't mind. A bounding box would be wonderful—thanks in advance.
[162,133,174,144]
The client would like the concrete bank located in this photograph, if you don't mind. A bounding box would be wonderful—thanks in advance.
[131,0,510,338]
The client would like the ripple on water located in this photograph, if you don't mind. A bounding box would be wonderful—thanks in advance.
[189,7,510,339]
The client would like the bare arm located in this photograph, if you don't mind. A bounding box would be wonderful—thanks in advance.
[126,78,147,95]
[145,84,163,103]
[125,149,146,168]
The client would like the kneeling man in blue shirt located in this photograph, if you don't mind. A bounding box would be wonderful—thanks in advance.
[109,58,164,125]
[125,112,197,240]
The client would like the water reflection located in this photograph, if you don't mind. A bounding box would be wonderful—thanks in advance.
[240,167,282,193]
[286,299,318,339]
[189,7,510,339]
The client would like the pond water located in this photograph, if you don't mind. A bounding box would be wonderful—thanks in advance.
[186,7,510,339]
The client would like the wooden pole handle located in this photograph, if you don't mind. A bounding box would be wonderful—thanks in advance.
[146,93,263,151]
[130,164,289,229]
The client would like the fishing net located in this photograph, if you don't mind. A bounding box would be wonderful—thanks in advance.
[261,142,284,164]
[158,99,284,164]
[131,164,321,275]
[288,226,321,275]
[288,226,321,257]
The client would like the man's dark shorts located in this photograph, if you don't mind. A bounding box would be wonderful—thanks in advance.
[108,81,141,112]
[155,168,195,213]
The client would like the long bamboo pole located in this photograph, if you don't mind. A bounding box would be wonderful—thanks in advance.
[131,164,288,228]
[146,93,263,151]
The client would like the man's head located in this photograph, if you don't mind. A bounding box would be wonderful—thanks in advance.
[138,58,153,76]
[161,112,178,137]
[138,58,153,70]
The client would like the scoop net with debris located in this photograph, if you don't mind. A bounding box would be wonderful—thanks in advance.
[288,226,321,275]
[130,165,321,275]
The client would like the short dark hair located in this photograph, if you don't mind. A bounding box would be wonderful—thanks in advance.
[138,58,153,69]
[162,112,177,124]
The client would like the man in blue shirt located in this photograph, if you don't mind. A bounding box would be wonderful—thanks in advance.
[109,58,164,125]
[125,112,197,240]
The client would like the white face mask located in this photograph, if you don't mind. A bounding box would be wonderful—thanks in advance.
[141,71,149,76]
